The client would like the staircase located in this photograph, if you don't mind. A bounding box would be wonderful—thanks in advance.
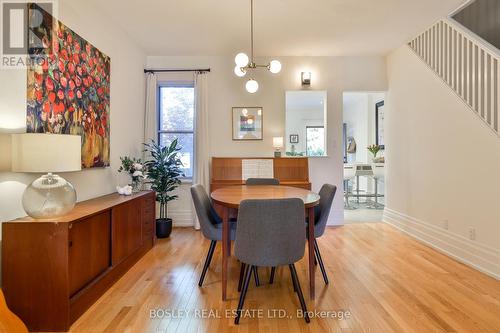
[408,18,499,137]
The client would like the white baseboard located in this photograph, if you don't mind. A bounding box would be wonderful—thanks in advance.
[169,209,194,227]
[383,208,500,280]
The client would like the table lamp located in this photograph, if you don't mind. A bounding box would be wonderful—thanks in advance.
[11,133,82,219]
[273,136,284,157]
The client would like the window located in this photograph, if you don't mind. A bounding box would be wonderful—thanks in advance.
[158,84,195,178]
[306,126,325,157]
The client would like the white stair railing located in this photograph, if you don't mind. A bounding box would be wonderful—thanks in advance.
[408,19,499,137]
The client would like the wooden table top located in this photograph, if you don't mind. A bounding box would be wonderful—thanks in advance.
[211,185,320,208]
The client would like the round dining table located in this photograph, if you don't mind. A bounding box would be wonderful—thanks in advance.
[211,185,320,301]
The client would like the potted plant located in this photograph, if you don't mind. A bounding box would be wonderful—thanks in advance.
[144,139,184,238]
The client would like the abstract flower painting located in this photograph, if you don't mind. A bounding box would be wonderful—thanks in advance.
[27,3,111,168]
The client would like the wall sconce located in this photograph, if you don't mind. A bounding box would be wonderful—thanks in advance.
[301,72,311,86]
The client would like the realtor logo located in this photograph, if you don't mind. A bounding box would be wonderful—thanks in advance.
[1,0,56,68]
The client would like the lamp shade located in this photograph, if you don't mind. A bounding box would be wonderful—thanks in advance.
[11,134,82,173]
[273,136,284,148]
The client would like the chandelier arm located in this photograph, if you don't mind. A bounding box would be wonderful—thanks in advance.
[242,63,270,71]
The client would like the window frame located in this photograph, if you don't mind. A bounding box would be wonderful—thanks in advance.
[157,82,196,181]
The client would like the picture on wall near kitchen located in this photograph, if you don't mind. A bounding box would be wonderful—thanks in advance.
[232,107,263,140]
[26,3,111,168]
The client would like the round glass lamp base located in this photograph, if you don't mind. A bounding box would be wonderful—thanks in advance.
[22,173,77,219]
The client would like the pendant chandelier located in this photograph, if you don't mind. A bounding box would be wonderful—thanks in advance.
[234,0,281,93]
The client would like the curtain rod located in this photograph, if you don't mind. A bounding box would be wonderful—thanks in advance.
[144,68,210,73]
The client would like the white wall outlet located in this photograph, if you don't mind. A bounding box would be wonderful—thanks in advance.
[442,220,449,230]
[468,227,476,241]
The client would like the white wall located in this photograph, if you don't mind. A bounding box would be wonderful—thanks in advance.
[0,0,146,224]
[147,55,388,226]
[384,45,500,279]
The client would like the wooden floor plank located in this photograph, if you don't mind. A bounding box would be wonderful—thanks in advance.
[66,223,500,333]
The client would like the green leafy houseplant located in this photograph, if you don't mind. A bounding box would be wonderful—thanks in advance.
[144,139,184,237]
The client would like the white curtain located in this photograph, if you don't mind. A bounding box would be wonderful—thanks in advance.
[144,73,158,147]
[193,71,210,230]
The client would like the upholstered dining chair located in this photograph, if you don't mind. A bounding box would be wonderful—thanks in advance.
[234,198,310,324]
[307,183,337,284]
[245,178,280,185]
[191,184,238,287]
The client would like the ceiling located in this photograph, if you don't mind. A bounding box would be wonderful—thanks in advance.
[86,0,466,56]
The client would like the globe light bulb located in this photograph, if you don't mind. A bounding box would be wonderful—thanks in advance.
[234,65,246,77]
[235,53,249,67]
[269,59,282,74]
[245,79,259,93]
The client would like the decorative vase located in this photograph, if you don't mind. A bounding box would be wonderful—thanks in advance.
[131,178,143,193]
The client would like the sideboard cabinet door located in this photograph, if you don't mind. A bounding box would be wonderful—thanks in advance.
[68,211,111,297]
[112,201,142,265]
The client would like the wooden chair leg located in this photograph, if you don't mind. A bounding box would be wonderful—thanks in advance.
[269,267,276,284]
[198,240,216,287]
[314,239,329,285]
[289,264,310,323]
[238,263,246,292]
[235,265,253,324]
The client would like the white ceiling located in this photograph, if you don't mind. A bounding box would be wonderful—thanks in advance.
[87,0,466,56]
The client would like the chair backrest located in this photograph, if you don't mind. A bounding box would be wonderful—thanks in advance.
[245,178,280,185]
[314,184,337,237]
[235,198,305,267]
[190,184,219,240]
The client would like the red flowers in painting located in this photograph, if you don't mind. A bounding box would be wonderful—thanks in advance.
[27,7,111,168]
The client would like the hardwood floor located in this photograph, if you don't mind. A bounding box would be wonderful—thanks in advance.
[68,223,500,333]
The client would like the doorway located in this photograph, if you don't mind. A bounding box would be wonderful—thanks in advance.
[342,92,386,223]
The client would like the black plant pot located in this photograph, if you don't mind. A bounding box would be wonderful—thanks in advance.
[156,218,172,238]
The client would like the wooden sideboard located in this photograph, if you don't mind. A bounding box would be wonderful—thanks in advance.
[210,157,311,191]
[2,191,156,332]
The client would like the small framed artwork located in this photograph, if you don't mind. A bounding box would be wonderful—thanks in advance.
[289,134,299,143]
[232,107,263,140]
[375,101,385,149]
